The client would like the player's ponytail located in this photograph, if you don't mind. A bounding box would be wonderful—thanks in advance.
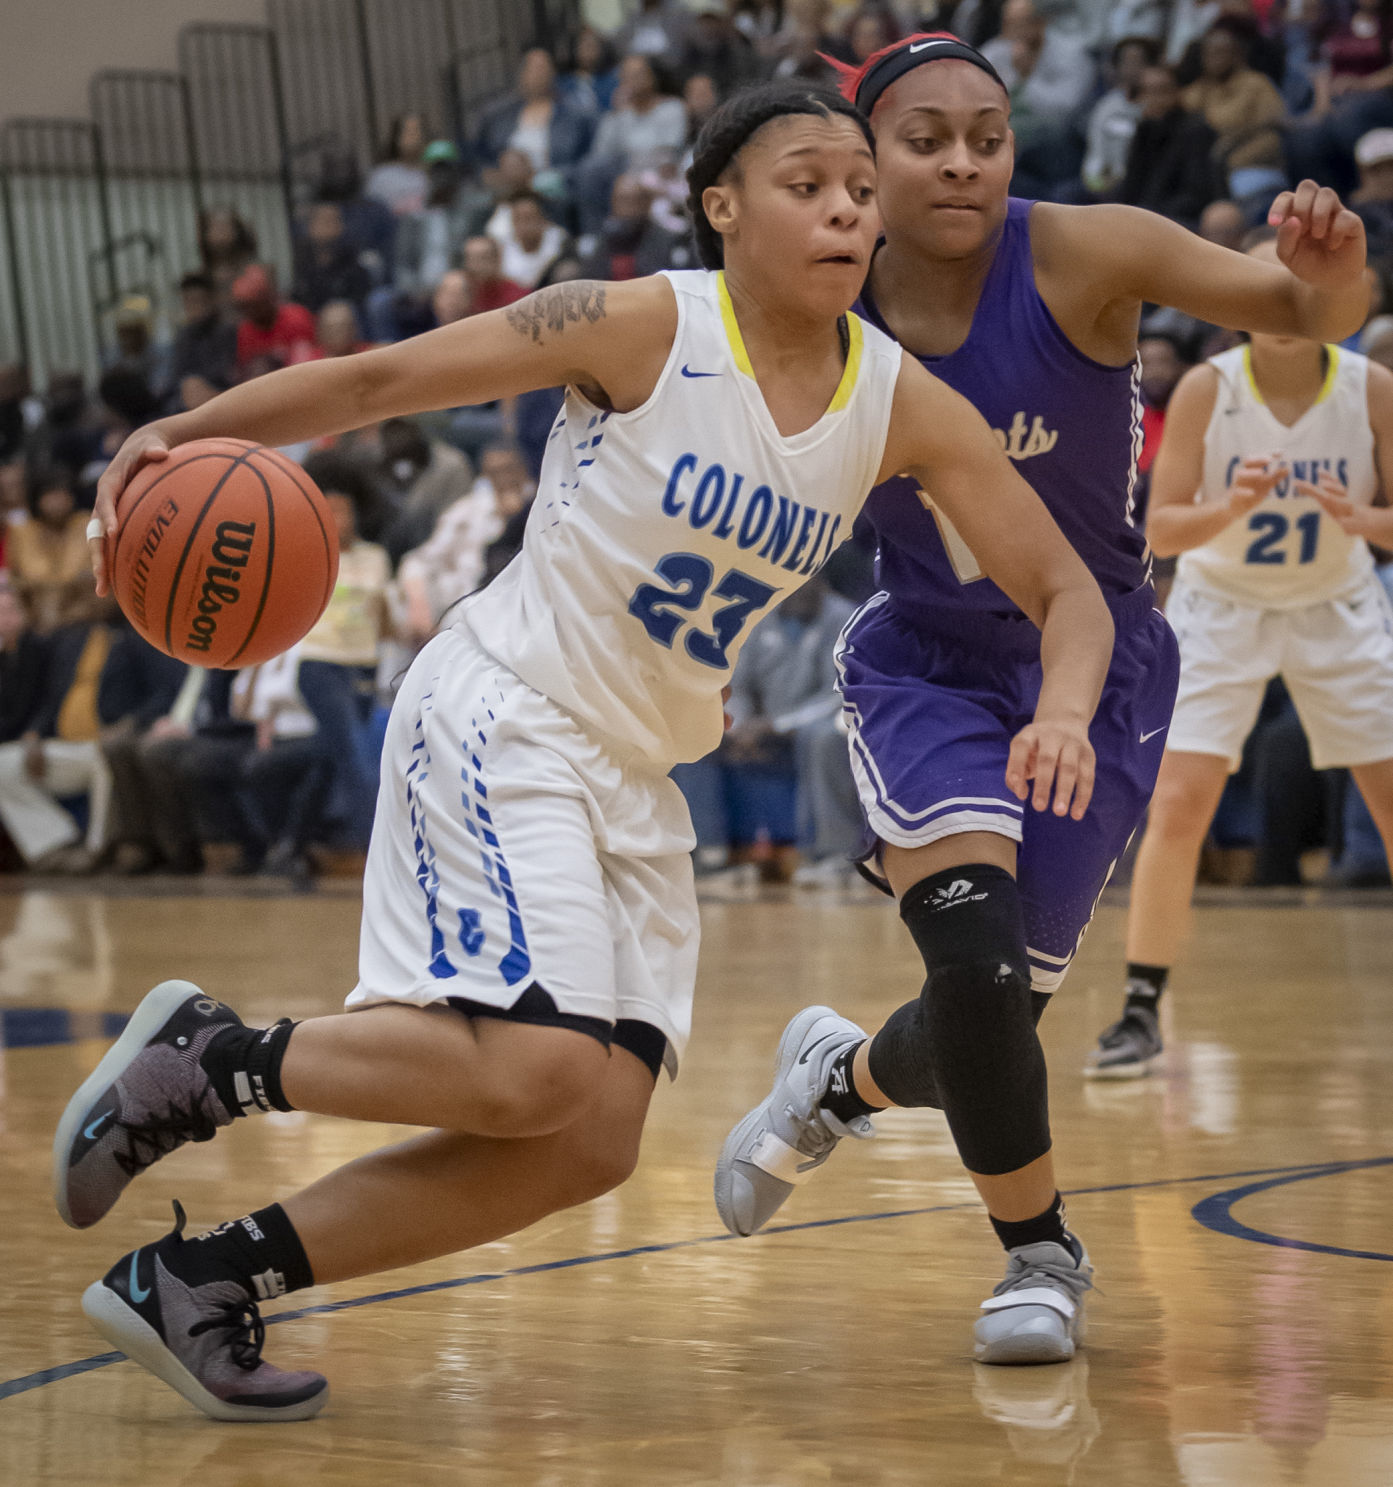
[685,81,875,270]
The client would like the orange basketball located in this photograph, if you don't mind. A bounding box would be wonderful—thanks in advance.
[108,438,339,668]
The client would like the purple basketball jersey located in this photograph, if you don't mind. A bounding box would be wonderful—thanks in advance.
[854,198,1151,632]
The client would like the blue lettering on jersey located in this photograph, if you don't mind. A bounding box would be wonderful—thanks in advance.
[659,453,843,578]
[1224,454,1349,496]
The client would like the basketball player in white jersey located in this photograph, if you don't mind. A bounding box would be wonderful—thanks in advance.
[52,82,1115,1420]
[1088,233,1393,1078]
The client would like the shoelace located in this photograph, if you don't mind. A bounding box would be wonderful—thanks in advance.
[188,1298,267,1372]
[991,1253,1095,1304]
[114,1084,221,1178]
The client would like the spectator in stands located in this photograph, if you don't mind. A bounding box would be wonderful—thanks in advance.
[293,201,373,315]
[91,367,162,503]
[128,669,237,876]
[365,113,430,217]
[185,646,330,882]
[9,468,93,634]
[1352,125,1393,258]
[983,0,1098,196]
[1083,37,1159,197]
[1135,333,1192,519]
[315,145,398,286]
[578,54,688,234]
[170,272,237,413]
[0,604,116,870]
[562,26,621,115]
[0,365,42,465]
[105,295,171,404]
[1117,62,1222,224]
[1184,20,1289,209]
[1199,196,1248,249]
[297,452,391,851]
[375,416,474,564]
[581,174,690,280]
[232,264,317,373]
[682,72,720,146]
[485,189,571,289]
[673,575,855,881]
[0,584,48,748]
[1175,0,1287,88]
[475,48,594,180]
[35,373,100,483]
[847,6,900,65]
[396,442,534,646]
[615,0,692,66]
[459,236,528,314]
[315,300,369,358]
[93,617,187,873]
[1311,0,1393,118]
[0,459,27,568]
[197,207,258,306]
[677,7,762,95]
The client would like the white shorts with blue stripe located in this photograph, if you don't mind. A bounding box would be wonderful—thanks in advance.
[346,625,698,1076]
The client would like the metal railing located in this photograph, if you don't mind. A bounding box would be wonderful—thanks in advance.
[0,0,578,383]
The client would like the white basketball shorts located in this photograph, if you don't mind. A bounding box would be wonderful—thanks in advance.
[345,625,699,1076]
[1165,576,1393,770]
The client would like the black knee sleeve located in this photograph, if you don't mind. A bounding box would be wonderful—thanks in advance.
[865,864,1051,1175]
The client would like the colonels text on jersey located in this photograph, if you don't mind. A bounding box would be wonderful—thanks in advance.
[462,270,902,767]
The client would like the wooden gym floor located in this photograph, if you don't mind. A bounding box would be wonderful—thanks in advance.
[3,878,1393,1486]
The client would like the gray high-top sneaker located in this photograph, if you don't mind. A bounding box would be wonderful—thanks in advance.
[974,1239,1094,1365]
[714,1005,874,1237]
[82,1202,327,1422]
[53,980,243,1229]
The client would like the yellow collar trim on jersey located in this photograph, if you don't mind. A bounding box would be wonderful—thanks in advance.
[716,270,863,412]
[1243,343,1339,406]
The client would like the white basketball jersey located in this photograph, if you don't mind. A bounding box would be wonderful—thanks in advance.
[1177,343,1376,608]
[461,269,902,766]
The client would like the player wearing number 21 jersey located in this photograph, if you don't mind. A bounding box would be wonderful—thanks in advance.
[1091,233,1393,1079]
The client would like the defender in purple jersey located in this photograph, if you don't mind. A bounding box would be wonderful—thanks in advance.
[713,33,1370,1363]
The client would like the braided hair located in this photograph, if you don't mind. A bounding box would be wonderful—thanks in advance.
[685,81,876,270]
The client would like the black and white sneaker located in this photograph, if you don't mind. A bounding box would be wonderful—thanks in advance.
[53,980,243,1229]
[1083,1006,1163,1080]
[83,1201,327,1422]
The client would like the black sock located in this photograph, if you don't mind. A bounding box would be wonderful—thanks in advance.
[1124,962,1168,1015]
[820,1040,883,1123]
[989,1192,1079,1259]
[200,1020,298,1116]
[163,1202,315,1301]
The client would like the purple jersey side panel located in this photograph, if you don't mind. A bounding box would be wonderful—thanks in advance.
[854,198,1151,631]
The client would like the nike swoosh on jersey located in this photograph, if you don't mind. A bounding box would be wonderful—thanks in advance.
[680,365,721,379]
[128,1252,151,1304]
[1139,727,1167,743]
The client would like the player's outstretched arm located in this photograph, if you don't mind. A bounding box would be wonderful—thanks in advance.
[88,277,677,592]
[1145,364,1286,556]
[1053,183,1369,344]
[881,357,1114,818]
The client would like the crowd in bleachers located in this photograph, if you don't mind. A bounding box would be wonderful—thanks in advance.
[2,0,1393,887]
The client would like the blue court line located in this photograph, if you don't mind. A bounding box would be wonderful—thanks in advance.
[0,1009,130,1050]
[1191,1155,1393,1262]
[4,1155,1387,1405]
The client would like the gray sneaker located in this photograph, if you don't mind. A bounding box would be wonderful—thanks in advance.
[53,980,241,1229]
[1083,1006,1163,1080]
[714,1005,874,1237]
[974,1239,1093,1365]
[83,1201,328,1422]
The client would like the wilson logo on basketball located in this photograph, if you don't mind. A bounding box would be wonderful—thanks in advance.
[128,497,180,630]
[185,520,256,653]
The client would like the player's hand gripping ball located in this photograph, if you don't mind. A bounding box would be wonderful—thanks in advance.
[103,438,339,667]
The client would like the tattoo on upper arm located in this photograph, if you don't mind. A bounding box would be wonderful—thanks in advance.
[506,282,608,344]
